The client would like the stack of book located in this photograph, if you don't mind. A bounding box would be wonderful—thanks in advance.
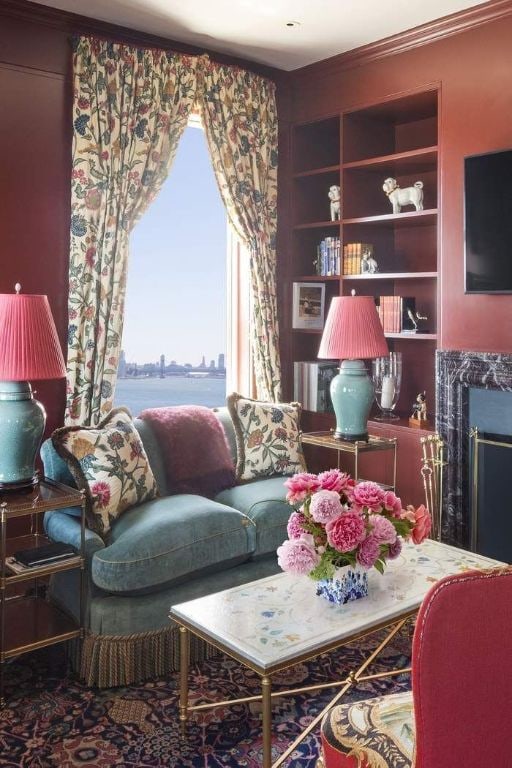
[293,361,339,412]
[315,237,340,276]
[376,296,416,333]
[342,243,374,275]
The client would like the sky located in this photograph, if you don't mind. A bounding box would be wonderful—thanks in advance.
[122,125,227,367]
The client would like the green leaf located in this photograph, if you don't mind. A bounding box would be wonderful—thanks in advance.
[374,558,385,575]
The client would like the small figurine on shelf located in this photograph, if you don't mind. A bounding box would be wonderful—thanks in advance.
[409,391,430,429]
[404,308,428,333]
[328,185,341,221]
[361,247,378,274]
[382,177,424,214]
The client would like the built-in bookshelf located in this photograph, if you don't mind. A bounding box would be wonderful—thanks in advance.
[290,88,439,427]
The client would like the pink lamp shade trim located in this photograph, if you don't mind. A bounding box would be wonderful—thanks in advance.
[318,295,388,360]
[0,293,66,381]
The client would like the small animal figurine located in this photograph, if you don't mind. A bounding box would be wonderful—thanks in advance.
[328,185,341,221]
[411,392,428,422]
[361,248,378,274]
[406,308,428,332]
[383,177,424,214]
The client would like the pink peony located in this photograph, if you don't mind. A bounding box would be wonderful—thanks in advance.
[310,490,343,524]
[411,505,432,545]
[357,535,381,569]
[284,472,321,504]
[382,490,403,518]
[326,512,366,553]
[351,481,386,513]
[317,469,355,496]
[369,515,397,545]
[287,510,307,539]
[277,534,320,576]
[387,536,403,560]
[401,505,417,524]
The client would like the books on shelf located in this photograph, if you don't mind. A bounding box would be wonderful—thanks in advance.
[315,237,340,276]
[376,296,416,333]
[342,243,374,275]
[294,361,339,412]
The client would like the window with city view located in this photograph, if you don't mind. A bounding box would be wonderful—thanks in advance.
[114,122,227,416]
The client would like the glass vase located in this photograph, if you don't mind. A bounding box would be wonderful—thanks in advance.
[316,564,369,604]
[372,352,402,421]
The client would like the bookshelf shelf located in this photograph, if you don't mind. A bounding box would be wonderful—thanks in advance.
[294,220,340,231]
[342,271,437,280]
[294,164,341,179]
[384,332,437,340]
[343,209,437,227]
[296,275,340,282]
[343,146,437,173]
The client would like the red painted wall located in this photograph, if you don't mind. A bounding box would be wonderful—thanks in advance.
[289,13,512,353]
[0,19,70,437]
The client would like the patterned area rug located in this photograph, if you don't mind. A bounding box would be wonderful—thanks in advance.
[0,628,412,767]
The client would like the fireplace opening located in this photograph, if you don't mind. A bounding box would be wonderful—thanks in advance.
[437,350,512,550]
[469,388,512,562]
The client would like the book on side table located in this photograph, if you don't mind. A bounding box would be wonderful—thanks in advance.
[11,542,77,569]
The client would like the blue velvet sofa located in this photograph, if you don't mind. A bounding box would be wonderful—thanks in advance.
[41,408,290,687]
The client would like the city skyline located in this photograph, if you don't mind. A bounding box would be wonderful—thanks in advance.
[119,350,225,368]
[118,349,225,379]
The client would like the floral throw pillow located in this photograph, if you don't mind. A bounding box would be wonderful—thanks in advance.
[52,408,158,538]
[227,394,307,482]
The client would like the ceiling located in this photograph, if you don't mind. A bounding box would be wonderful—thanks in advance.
[31,0,487,70]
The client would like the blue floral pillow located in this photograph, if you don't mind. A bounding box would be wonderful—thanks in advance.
[227,394,306,482]
[52,408,158,538]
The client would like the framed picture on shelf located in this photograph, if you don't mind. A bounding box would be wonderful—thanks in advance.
[292,282,325,330]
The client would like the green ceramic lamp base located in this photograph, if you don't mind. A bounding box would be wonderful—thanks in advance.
[330,360,375,443]
[0,381,46,491]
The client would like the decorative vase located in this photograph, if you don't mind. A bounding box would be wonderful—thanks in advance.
[316,564,369,605]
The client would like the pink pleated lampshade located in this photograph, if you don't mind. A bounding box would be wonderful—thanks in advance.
[318,295,388,360]
[0,287,66,380]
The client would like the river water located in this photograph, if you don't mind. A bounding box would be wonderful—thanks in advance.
[114,376,227,416]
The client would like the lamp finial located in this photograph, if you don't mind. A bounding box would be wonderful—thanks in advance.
[14,283,21,294]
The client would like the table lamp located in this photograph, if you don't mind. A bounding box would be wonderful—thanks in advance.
[0,284,66,490]
[318,293,388,441]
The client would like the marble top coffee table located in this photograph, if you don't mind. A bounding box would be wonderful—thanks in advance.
[171,540,504,768]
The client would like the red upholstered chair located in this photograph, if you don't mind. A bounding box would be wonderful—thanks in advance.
[318,566,512,768]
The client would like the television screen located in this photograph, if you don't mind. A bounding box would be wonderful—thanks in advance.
[465,149,512,293]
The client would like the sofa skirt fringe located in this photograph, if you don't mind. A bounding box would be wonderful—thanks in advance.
[74,626,217,688]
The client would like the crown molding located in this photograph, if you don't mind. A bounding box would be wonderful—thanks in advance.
[0,0,283,81]
[293,0,512,79]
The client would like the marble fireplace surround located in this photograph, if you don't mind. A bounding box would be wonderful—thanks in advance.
[436,350,512,548]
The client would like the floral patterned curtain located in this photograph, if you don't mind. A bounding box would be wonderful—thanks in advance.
[66,37,198,425]
[198,58,282,402]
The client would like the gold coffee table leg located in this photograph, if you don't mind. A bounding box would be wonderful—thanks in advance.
[262,674,272,768]
[179,625,190,734]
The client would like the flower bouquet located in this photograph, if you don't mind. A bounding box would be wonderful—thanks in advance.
[277,470,431,604]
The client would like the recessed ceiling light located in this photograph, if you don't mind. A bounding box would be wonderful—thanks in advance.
[286,20,301,28]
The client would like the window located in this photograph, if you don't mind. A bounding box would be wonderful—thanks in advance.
[115,121,229,415]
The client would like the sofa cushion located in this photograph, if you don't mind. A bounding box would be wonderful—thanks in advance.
[139,405,236,497]
[215,476,289,557]
[227,393,306,482]
[133,417,169,497]
[52,408,158,538]
[91,495,254,594]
